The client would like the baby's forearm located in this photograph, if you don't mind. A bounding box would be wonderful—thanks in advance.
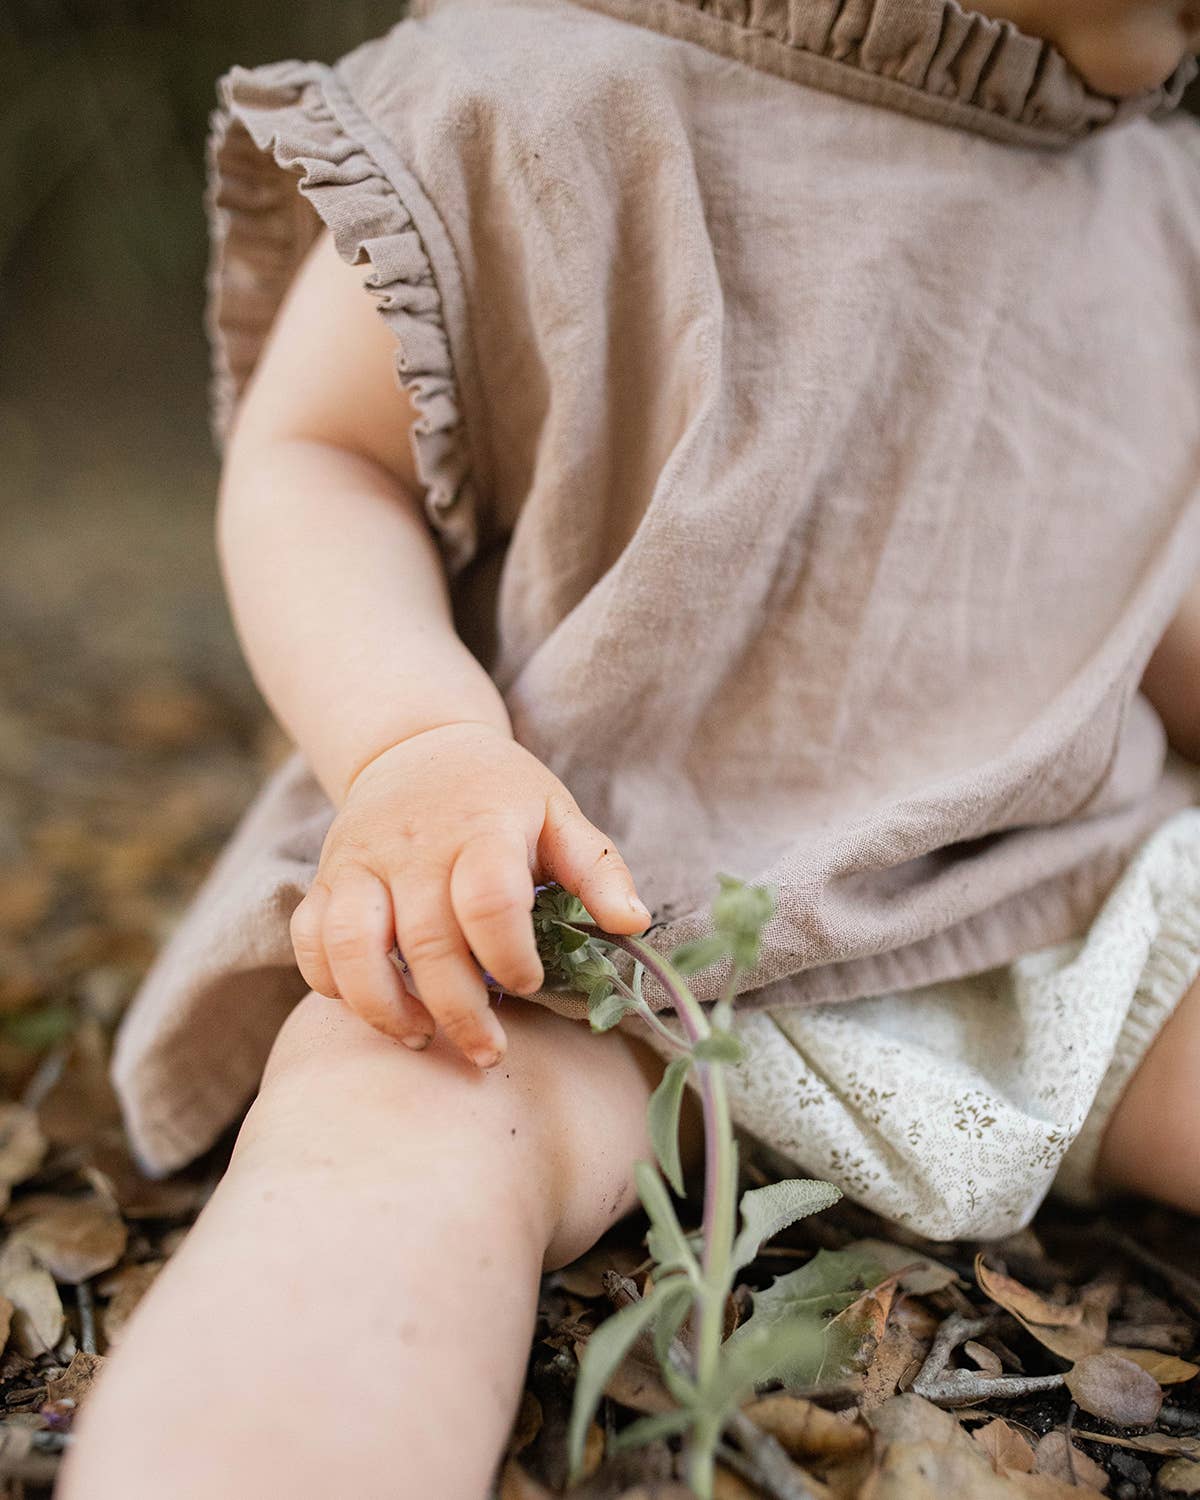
[216,434,512,806]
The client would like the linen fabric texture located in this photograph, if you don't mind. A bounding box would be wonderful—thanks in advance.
[110,0,1200,1225]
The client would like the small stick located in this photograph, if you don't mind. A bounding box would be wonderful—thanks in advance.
[76,1282,96,1356]
[911,1312,1064,1407]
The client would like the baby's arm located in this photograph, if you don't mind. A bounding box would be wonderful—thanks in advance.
[217,227,652,1066]
[1140,573,1200,763]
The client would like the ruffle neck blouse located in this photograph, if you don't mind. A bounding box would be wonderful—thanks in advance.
[515,0,1199,146]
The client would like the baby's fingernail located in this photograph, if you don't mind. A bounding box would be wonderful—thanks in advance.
[470,1045,503,1070]
[629,896,652,919]
[402,1032,432,1051]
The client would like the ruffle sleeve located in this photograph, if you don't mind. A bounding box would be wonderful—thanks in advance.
[203,53,481,577]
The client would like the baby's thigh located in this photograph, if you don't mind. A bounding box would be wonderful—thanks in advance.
[245,989,673,1268]
[1094,968,1200,1214]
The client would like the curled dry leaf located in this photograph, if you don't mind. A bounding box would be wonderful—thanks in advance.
[974,1255,1106,1362]
[98,1260,162,1347]
[973,1417,1035,1474]
[1158,1457,1200,1495]
[8,1193,128,1283]
[0,1241,64,1356]
[964,1342,1004,1377]
[1064,1351,1163,1429]
[1073,1430,1200,1459]
[1033,1431,1108,1490]
[0,1104,47,1209]
[743,1394,870,1460]
[1107,1346,1200,1385]
[862,1393,1016,1499]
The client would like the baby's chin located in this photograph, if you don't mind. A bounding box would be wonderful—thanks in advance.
[1054,27,1191,95]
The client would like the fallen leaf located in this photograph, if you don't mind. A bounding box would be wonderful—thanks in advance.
[498,1460,556,1500]
[98,1260,162,1347]
[973,1417,1035,1474]
[1073,1430,1200,1458]
[1064,1351,1162,1428]
[743,1394,869,1460]
[1106,1346,1199,1384]
[1159,1458,1200,1495]
[508,1390,543,1456]
[713,1470,762,1500]
[963,1341,1004,1376]
[1032,1431,1107,1489]
[975,1255,1106,1361]
[8,1194,127,1283]
[0,1104,47,1198]
[858,1307,931,1410]
[0,1241,63,1355]
[862,1393,1016,1499]
[554,1243,645,1299]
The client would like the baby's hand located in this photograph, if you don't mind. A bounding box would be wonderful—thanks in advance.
[289,721,652,1068]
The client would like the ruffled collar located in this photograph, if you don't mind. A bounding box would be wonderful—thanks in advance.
[568,0,1198,146]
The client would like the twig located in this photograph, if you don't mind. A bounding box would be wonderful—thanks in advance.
[20,1045,68,1113]
[76,1282,96,1356]
[720,1421,824,1500]
[911,1313,1065,1407]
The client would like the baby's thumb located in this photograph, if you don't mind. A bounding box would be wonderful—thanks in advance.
[538,798,652,934]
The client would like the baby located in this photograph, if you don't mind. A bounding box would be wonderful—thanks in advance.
[60,0,1200,1496]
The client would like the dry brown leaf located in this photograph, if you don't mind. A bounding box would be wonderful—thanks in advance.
[9,1194,127,1283]
[1032,1431,1107,1490]
[98,1260,162,1347]
[858,1307,932,1411]
[508,1390,542,1457]
[712,1469,762,1500]
[964,1341,1004,1376]
[497,1459,556,1500]
[974,1255,1106,1361]
[572,1332,674,1417]
[0,1104,47,1205]
[554,1243,645,1299]
[0,1241,64,1355]
[1107,1346,1199,1384]
[1073,1430,1200,1458]
[743,1394,869,1460]
[45,1349,104,1403]
[1159,1458,1200,1495]
[973,1417,1035,1474]
[861,1394,1017,1500]
[1063,1351,1162,1428]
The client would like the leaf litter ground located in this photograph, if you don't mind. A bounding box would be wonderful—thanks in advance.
[3,554,1200,1499]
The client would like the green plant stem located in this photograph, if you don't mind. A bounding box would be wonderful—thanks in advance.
[576,924,742,1497]
[607,972,689,1055]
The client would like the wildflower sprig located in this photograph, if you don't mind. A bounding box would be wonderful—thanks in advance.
[532,876,842,1499]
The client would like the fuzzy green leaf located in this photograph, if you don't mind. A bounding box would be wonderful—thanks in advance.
[647,1055,693,1195]
[711,873,777,970]
[608,1406,696,1455]
[691,1029,746,1066]
[636,1160,698,1277]
[567,1276,681,1479]
[588,986,638,1032]
[710,1311,831,1415]
[653,1280,698,1404]
[731,1179,843,1273]
[721,1246,888,1392]
[668,935,729,976]
[551,920,591,953]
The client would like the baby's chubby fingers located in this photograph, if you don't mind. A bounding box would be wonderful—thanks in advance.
[320,868,436,1048]
[290,880,337,998]
[448,826,544,996]
[538,796,652,934]
[391,875,509,1069]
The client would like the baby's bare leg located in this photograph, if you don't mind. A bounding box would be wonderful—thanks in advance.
[58,992,683,1500]
[1094,968,1200,1213]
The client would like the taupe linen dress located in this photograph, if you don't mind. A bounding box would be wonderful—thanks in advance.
[110,0,1200,1234]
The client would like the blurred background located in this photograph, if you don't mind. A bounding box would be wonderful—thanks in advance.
[1,0,408,1065]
